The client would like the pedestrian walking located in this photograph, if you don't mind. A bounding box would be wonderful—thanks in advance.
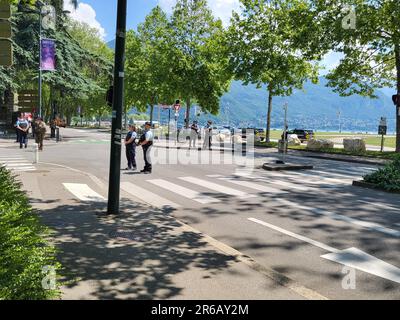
[16,115,30,149]
[139,122,154,174]
[203,120,213,150]
[189,120,199,149]
[124,124,137,171]
[34,117,46,151]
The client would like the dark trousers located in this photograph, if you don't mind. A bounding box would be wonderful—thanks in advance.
[19,131,28,148]
[16,128,20,142]
[35,134,44,150]
[143,145,152,172]
[125,146,137,169]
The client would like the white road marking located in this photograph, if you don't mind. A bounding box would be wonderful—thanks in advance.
[357,200,400,212]
[219,177,288,194]
[249,218,400,284]
[4,163,33,167]
[249,218,339,253]
[148,179,220,204]
[276,198,400,238]
[63,183,105,202]
[207,174,224,178]
[121,181,181,209]
[180,176,256,199]
[322,248,400,284]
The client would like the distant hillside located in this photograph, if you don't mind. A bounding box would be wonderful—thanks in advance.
[141,78,395,133]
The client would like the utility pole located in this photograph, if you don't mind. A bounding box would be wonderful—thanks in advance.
[107,0,127,215]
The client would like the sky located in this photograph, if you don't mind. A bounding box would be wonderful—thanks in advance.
[63,0,241,42]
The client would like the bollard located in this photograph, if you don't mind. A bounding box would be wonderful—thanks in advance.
[33,143,39,164]
[56,127,60,142]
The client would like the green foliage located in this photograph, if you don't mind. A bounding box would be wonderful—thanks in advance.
[227,0,319,141]
[0,166,61,300]
[364,155,400,191]
[168,0,231,121]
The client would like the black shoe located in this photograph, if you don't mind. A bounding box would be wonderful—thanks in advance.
[144,171,152,175]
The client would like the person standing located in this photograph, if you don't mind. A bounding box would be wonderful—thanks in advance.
[16,115,30,149]
[34,117,47,151]
[139,122,154,174]
[203,120,213,150]
[189,120,199,149]
[124,124,137,171]
[14,113,23,143]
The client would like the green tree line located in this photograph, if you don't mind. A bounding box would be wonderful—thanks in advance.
[2,0,400,152]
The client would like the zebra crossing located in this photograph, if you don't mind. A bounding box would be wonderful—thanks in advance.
[0,153,36,172]
[62,166,400,238]
[63,166,374,210]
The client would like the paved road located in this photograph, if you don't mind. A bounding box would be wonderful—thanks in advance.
[2,127,400,300]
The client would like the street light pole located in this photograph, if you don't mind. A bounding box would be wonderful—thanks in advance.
[38,5,42,118]
[107,0,127,215]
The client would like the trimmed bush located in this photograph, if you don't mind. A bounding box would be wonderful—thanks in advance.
[0,166,61,300]
[364,155,400,192]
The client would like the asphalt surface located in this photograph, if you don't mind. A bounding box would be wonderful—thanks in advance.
[2,127,400,300]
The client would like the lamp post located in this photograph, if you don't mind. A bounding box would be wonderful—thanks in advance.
[107,0,127,215]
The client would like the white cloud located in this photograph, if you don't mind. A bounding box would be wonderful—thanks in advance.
[63,1,106,39]
[158,0,241,26]
[320,51,344,75]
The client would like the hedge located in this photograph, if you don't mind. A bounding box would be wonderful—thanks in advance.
[0,166,61,300]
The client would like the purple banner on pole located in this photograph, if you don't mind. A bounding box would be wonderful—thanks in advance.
[40,39,56,71]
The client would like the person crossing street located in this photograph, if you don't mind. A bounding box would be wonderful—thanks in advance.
[124,124,137,171]
[139,122,154,174]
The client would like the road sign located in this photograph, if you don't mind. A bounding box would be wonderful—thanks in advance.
[0,2,12,66]
[18,90,39,108]
[0,19,11,38]
[379,126,387,135]
[379,117,387,127]
[0,38,12,66]
[41,5,56,30]
[0,2,11,19]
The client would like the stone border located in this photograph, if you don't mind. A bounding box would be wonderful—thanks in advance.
[352,180,400,194]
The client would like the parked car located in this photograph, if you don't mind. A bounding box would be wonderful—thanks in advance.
[286,129,314,142]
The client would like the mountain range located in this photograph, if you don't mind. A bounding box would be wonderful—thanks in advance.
[145,79,396,133]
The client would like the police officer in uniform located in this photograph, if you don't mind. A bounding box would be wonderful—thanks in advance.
[139,122,154,174]
[124,124,137,171]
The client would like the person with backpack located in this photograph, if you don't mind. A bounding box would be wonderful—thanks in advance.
[16,115,30,149]
[124,124,137,171]
[34,117,47,151]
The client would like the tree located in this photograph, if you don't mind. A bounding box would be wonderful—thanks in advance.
[228,0,319,143]
[303,0,400,152]
[125,7,174,125]
[169,0,231,128]
[3,1,112,123]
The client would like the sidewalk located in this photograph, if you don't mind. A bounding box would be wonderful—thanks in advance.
[16,163,321,300]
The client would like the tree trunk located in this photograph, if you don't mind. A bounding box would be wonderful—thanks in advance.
[150,104,154,125]
[185,98,191,129]
[266,86,273,143]
[395,44,400,153]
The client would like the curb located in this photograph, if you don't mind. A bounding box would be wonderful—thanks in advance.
[352,180,400,194]
[289,150,389,166]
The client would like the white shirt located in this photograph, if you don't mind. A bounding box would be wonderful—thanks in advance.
[145,130,153,142]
